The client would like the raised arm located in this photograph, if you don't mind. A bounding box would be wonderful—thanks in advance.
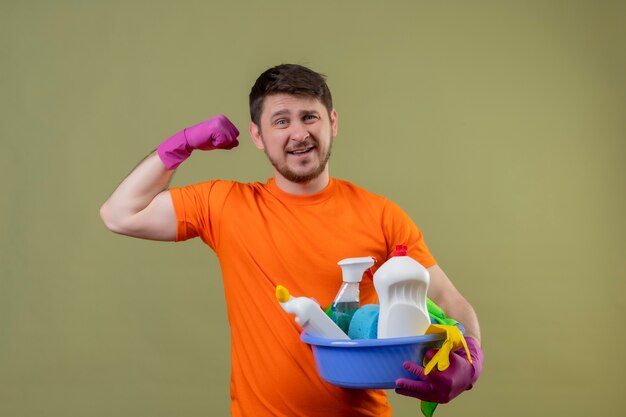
[99,115,240,241]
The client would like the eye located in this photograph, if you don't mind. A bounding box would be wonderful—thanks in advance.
[273,119,289,127]
[303,114,319,123]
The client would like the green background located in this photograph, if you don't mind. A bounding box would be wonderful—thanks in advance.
[1,1,624,416]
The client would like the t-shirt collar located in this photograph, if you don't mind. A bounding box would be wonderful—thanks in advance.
[264,177,335,205]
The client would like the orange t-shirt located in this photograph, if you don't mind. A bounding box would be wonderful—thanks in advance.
[169,177,436,417]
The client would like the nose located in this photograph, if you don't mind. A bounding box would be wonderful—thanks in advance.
[290,121,310,142]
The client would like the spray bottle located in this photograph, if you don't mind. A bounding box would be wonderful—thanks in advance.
[374,245,431,338]
[331,257,376,334]
[276,285,349,340]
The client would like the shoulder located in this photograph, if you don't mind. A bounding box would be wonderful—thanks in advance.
[332,178,413,222]
[174,179,262,193]
[169,180,265,206]
[332,178,390,205]
[211,180,275,206]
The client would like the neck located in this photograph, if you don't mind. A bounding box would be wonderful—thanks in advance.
[273,169,330,195]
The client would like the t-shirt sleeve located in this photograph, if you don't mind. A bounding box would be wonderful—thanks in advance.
[381,199,437,268]
[168,180,233,249]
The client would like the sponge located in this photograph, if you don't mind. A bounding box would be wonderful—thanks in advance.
[348,304,379,339]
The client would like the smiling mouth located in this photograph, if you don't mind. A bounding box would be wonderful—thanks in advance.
[287,146,315,155]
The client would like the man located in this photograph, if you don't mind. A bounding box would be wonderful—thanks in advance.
[100,64,483,417]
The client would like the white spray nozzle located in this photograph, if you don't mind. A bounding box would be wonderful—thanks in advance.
[338,257,376,283]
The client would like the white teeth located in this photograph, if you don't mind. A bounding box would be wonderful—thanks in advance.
[288,147,313,154]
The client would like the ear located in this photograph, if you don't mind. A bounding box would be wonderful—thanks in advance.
[330,109,338,137]
[249,121,265,150]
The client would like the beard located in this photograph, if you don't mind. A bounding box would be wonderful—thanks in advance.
[263,139,333,183]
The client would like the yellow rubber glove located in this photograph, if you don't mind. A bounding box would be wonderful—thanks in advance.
[423,324,473,375]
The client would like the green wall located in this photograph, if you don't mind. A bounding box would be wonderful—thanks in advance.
[1,1,624,416]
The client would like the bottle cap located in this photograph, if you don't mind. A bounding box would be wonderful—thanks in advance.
[392,244,408,256]
[275,285,291,303]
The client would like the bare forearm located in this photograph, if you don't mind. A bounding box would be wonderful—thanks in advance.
[427,265,481,344]
[437,293,481,343]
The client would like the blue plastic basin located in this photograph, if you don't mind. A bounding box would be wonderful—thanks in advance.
[301,332,446,389]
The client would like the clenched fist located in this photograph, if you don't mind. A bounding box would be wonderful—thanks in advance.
[157,114,240,170]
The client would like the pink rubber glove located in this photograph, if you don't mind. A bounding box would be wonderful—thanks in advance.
[395,336,483,404]
[157,114,240,170]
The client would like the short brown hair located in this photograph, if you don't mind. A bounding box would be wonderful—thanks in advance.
[249,64,333,125]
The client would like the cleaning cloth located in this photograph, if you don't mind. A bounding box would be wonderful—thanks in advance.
[426,298,460,327]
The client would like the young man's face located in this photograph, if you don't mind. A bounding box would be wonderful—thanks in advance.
[250,93,338,184]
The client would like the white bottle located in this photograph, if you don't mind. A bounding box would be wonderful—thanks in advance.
[276,285,349,340]
[331,257,376,334]
[374,245,431,338]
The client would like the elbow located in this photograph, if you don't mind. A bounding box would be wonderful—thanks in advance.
[99,201,124,234]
